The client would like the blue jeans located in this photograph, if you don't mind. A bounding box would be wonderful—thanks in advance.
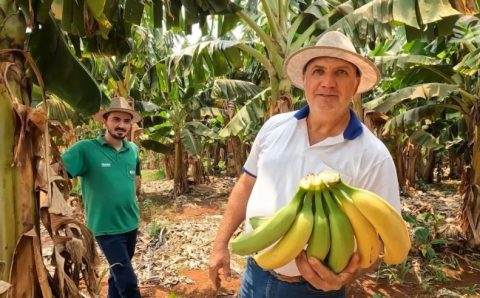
[238,258,346,298]
[96,229,141,298]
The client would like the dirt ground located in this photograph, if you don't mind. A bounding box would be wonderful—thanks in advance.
[91,176,480,298]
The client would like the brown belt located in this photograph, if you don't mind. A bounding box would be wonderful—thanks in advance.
[269,270,303,283]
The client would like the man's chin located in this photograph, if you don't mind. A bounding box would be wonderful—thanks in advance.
[112,134,126,140]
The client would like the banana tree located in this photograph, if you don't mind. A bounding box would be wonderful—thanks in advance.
[349,3,480,246]
[211,79,264,175]
[167,0,359,117]
[0,0,172,295]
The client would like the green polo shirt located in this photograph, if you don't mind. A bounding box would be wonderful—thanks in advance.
[61,135,141,236]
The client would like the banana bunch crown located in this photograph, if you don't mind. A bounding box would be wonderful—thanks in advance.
[230,170,411,272]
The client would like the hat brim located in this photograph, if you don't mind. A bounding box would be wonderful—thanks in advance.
[94,108,142,123]
[284,46,380,94]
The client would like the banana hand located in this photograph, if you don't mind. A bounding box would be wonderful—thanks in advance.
[337,181,411,264]
[254,191,314,270]
[231,188,306,255]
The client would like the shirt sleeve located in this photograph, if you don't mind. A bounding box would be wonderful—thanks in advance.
[242,120,273,178]
[61,141,87,178]
[358,157,401,213]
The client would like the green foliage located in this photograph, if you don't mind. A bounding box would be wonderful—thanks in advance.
[141,169,166,182]
[403,210,447,260]
[375,261,410,284]
[456,284,480,295]
[29,14,104,115]
[146,220,166,238]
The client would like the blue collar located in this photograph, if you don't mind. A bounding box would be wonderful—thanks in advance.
[293,105,363,140]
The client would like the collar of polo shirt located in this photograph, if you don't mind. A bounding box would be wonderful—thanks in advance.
[293,105,363,140]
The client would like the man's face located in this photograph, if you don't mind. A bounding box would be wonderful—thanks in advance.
[103,111,133,140]
[303,57,360,114]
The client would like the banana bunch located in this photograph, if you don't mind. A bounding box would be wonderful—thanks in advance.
[230,171,411,273]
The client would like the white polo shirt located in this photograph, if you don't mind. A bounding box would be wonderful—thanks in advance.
[243,105,400,276]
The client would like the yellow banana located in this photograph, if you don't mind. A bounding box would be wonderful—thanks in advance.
[337,181,411,264]
[323,189,355,273]
[306,190,330,261]
[331,188,379,268]
[231,187,306,255]
[254,191,314,270]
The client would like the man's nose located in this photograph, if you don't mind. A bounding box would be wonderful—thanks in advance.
[321,73,336,88]
[117,122,128,129]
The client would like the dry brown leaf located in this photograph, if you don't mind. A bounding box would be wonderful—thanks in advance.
[0,281,11,294]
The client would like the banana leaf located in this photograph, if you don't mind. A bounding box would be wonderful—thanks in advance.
[29,14,104,115]
[212,79,263,103]
[125,0,144,25]
[200,107,224,118]
[385,103,461,132]
[181,127,203,156]
[331,0,460,46]
[185,121,219,140]
[141,140,174,154]
[409,130,442,150]
[364,83,458,113]
[219,94,265,138]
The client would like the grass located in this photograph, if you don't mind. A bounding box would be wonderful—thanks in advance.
[141,169,166,182]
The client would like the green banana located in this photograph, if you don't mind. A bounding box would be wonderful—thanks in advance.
[231,188,306,255]
[331,188,380,268]
[306,190,330,261]
[337,181,411,264]
[254,191,314,270]
[249,215,271,230]
[323,189,355,273]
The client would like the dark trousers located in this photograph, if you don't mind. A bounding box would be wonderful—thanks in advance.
[96,229,141,298]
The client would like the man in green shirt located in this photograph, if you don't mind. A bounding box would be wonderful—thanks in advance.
[62,97,142,298]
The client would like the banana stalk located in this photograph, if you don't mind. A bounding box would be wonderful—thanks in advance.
[0,74,16,284]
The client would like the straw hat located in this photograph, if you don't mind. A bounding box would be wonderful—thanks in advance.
[94,97,142,123]
[284,31,380,94]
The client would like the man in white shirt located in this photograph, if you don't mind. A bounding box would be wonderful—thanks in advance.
[209,31,400,297]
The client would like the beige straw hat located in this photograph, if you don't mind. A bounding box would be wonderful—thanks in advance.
[94,97,142,123]
[284,31,380,94]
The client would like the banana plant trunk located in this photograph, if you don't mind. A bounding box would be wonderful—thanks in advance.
[394,138,407,189]
[461,102,480,248]
[226,137,243,177]
[190,155,208,184]
[268,79,293,117]
[422,149,436,184]
[173,131,188,195]
[405,141,421,188]
[448,148,463,179]
[161,153,175,179]
[0,1,42,296]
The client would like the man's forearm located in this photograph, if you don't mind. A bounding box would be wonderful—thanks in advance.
[213,174,255,249]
